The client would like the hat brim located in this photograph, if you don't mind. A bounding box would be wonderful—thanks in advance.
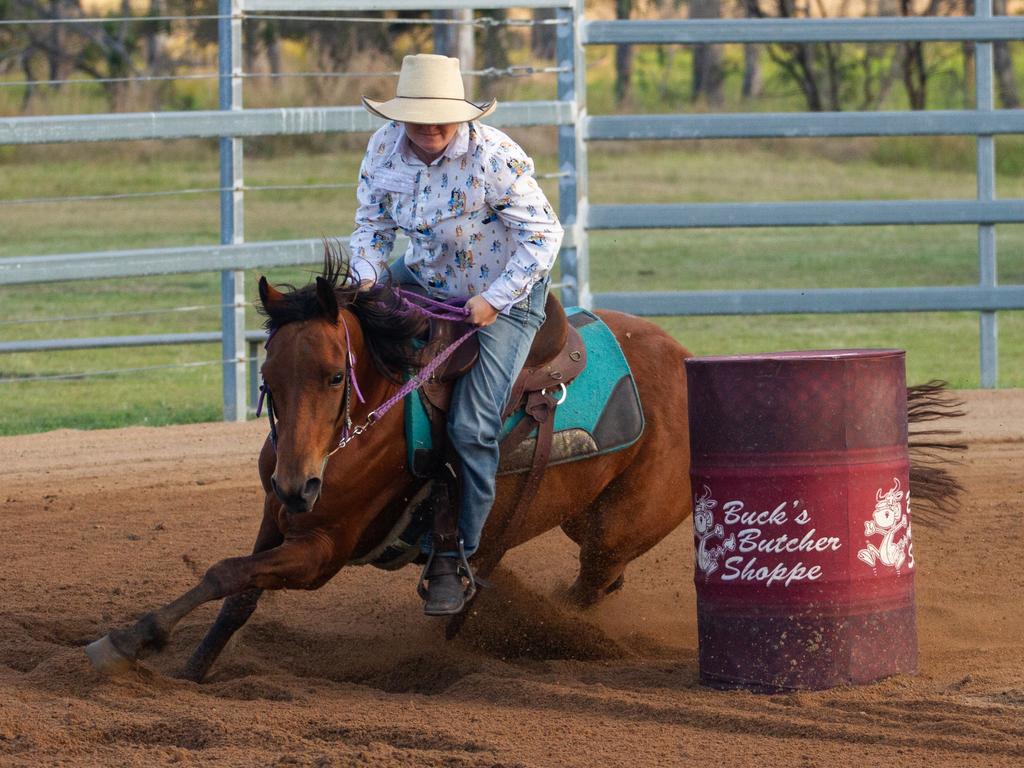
[362,96,497,124]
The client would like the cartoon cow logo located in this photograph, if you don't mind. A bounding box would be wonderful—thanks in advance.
[693,485,736,578]
[858,478,913,573]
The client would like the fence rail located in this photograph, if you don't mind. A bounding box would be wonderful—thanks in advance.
[594,286,1024,317]
[582,16,1024,44]
[0,101,574,145]
[587,110,1024,140]
[588,200,1024,229]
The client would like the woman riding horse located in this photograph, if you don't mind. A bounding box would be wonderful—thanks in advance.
[351,54,564,616]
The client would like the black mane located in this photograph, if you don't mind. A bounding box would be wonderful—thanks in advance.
[258,242,425,382]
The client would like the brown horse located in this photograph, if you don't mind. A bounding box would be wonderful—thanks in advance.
[85,249,962,682]
[86,249,695,681]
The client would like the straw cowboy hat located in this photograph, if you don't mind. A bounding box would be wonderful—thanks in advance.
[362,54,497,125]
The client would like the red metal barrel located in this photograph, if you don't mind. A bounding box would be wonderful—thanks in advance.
[685,349,916,690]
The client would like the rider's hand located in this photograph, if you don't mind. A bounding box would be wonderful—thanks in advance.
[357,279,375,293]
[466,295,500,327]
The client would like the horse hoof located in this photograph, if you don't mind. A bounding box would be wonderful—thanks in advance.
[84,635,135,675]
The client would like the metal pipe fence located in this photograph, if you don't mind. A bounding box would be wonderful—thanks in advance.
[1,0,1021,422]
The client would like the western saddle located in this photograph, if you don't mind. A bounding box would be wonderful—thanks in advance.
[414,292,588,556]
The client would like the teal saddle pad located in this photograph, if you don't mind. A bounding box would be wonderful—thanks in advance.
[405,308,645,477]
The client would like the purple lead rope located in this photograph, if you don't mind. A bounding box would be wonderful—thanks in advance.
[258,287,480,451]
[327,289,480,451]
[363,291,479,424]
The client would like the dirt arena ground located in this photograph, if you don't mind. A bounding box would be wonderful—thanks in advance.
[1,390,1021,767]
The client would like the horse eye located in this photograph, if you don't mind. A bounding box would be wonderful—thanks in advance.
[330,371,345,387]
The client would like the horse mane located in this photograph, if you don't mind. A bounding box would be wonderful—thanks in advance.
[258,242,425,383]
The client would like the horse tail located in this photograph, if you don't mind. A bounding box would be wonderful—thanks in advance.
[907,380,966,524]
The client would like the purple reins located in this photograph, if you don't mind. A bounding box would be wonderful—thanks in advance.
[257,286,480,454]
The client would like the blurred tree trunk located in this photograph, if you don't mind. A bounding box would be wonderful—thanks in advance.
[20,50,38,110]
[690,0,724,106]
[744,0,825,111]
[433,11,450,54]
[863,0,900,109]
[45,0,71,87]
[899,0,927,109]
[264,22,281,75]
[480,8,509,100]
[145,0,170,74]
[739,0,762,100]
[992,0,1019,107]
[433,9,475,72]
[742,43,762,100]
[962,40,974,108]
[615,0,632,105]
[531,7,556,60]
[243,20,259,75]
[454,8,475,72]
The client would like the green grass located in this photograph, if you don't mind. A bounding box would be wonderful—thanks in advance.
[2,139,1022,435]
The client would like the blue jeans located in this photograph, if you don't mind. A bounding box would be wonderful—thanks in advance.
[388,257,548,557]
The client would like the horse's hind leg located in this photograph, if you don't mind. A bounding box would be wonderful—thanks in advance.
[562,464,690,608]
[180,512,283,682]
[86,531,331,676]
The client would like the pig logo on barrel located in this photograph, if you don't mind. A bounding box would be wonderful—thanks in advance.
[857,478,914,573]
[693,485,736,578]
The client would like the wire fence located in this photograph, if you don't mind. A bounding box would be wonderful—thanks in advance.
[0,356,259,385]
[0,304,243,327]
[0,173,570,207]
[0,15,228,26]
[0,11,566,27]
[245,13,566,27]
[1,65,569,90]
[2,8,566,94]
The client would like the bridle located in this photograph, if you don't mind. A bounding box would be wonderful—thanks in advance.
[256,289,477,457]
[256,312,369,455]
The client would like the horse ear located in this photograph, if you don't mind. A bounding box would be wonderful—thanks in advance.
[258,276,286,313]
[315,276,339,324]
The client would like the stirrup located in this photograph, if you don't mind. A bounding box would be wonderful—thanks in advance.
[416,537,477,605]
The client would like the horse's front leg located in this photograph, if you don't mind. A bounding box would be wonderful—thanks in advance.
[180,507,283,682]
[86,529,333,675]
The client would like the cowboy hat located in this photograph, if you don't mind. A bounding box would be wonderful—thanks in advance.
[362,54,497,124]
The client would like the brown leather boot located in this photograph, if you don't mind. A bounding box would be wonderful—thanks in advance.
[420,555,469,616]
[416,462,476,616]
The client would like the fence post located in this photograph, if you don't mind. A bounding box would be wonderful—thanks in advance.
[557,0,590,308]
[219,0,247,420]
[976,0,998,388]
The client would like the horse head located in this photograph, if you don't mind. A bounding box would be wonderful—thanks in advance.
[257,273,355,513]
[255,244,424,515]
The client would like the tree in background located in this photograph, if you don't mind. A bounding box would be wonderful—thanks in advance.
[615,0,633,105]
[531,7,557,61]
[478,9,513,102]
[991,0,1018,107]
[1,0,1019,115]
[690,0,724,106]
[741,0,763,102]
[741,0,849,111]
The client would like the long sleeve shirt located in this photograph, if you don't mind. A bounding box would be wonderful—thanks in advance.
[349,120,564,311]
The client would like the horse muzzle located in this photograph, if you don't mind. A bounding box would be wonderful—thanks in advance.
[271,474,322,514]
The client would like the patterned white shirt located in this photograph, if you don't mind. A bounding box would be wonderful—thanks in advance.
[349,121,563,311]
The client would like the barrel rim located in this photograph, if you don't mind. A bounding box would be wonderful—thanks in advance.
[685,348,905,365]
